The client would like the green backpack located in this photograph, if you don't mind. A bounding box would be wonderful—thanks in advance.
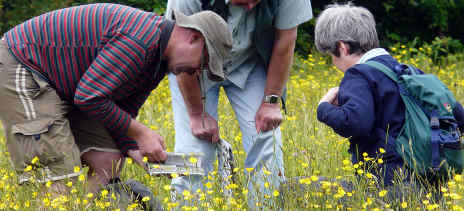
[365,61,464,177]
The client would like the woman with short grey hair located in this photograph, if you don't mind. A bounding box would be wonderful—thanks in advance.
[315,3,379,57]
[314,2,464,189]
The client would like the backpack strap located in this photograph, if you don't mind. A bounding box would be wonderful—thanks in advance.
[365,60,442,171]
[430,110,442,171]
[364,61,399,83]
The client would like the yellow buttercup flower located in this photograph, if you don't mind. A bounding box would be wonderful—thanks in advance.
[189,157,198,164]
[31,156,39,165]
[78,174,85,182]
[101,189,108,197]
[377,158,384,164]
[401,202,408,208]
[24,165,32,172]
[378,190,387,197]
[73,166,80,173]
[142,196,150,202]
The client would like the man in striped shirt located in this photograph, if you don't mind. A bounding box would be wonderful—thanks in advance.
[0,3,232,194]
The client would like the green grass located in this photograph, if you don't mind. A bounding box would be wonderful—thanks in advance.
[0,46,464,210]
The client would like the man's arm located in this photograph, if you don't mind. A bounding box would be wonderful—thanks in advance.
[255,0,312,133]
[175,73,219,142]
[74,34,167,162]
[255,27,297,133]
[166,0,220,142]
[264,27,297,97]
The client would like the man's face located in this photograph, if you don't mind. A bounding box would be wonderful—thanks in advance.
[169,35,208,77]
[230,0,261,11]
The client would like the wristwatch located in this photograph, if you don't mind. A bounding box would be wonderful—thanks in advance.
[263,95,280,104]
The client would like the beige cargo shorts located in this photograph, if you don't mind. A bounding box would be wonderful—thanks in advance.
[0,38,120,184]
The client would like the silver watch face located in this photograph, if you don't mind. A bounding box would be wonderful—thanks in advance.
[265,95,279,104]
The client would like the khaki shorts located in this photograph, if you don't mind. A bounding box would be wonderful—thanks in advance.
[0,38,120,184]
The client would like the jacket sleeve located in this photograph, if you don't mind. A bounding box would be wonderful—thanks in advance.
[317,69,375,138]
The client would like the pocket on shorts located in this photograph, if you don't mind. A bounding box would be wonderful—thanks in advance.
[12,118,53,136]
[11,118,64,166]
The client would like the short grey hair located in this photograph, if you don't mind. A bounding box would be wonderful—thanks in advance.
[315,3,379,56]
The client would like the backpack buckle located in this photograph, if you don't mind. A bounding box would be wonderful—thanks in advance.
[431,116,440,129]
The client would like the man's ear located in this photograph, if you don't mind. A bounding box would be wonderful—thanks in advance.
[338,41,351,57]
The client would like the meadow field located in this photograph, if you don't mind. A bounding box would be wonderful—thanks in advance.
[0,45,463,210]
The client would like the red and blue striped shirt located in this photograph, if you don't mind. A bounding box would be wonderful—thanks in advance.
[3,3,174,153]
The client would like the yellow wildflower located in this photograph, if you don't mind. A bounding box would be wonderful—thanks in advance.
[189,157,198,164]
[379,190,387,197]
[73,166,80,173]
[401,202,408,208]
[142,196,150,202]
[378,158,384,164]
[31,156,39,165]
[24,165,32,172]
[273,190,280,197]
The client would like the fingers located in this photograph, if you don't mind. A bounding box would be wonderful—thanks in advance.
[160,139,167,150]
[193,128,212,141]
[127,150,148,171]
[191,115,219,143]
[157,150,168,162]
[144,147,167,163]
[255,119,263,133]
[255,103,283,133]
[255,115,262,133]
[140,143,167,163]
[259,118,282,132]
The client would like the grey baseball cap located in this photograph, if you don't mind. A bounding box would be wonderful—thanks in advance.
[173,10,232,81]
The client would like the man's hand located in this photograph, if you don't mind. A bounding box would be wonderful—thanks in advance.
[126,119,168,163]
[137,129,167,163]
[127,150,148,171]
[190,113,219,143]
[319,87,339,106]
[255,102,283,133]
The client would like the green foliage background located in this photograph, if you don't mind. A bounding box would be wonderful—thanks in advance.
[300,0,464,55]
[1,0,463,56]
[0,0,167,34]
